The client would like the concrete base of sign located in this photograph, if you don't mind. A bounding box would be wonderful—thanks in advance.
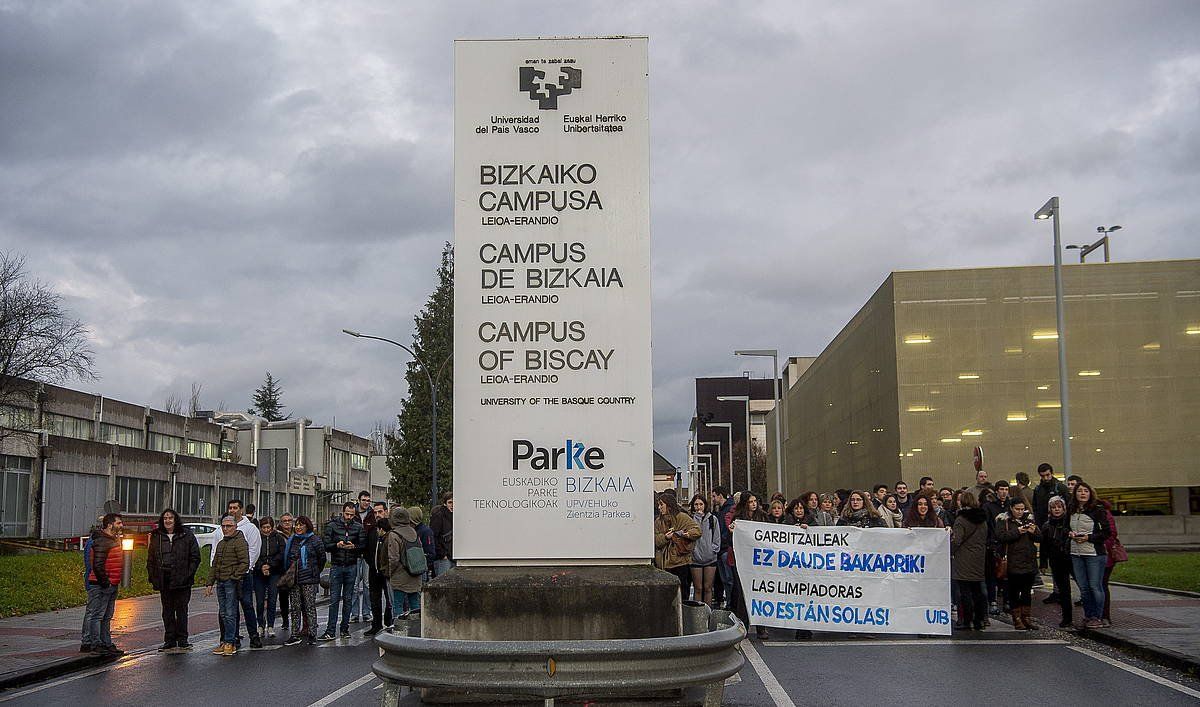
[423,564,681,641]
[418,564,683,704]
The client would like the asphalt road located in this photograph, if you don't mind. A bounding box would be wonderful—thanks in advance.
[3,625,1199,706]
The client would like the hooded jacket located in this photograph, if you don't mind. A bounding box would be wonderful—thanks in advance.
[386,506,423,593]
[147,517,200,590]
[690,511,721,566]
[995,510,1041,575]
[951,507,989,581]
[654,511,701,570]
[87,527,123,587]
[209,531,249,583]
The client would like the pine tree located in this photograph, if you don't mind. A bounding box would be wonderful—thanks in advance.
[249,372,286,422]
[388,242,453,506]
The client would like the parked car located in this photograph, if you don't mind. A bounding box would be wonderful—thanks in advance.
[185,522,219,558]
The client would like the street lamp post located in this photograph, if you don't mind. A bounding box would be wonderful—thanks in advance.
[717,395,752,491]
[1066,225,1121,263]
[342,328,449,508]
[700,420,729,489]
[695,454,712,496]
[1034,198,1073,476]
[700,440,722,490]
[735,349,783,496]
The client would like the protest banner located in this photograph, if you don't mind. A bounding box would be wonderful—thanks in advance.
[732,520,952,635]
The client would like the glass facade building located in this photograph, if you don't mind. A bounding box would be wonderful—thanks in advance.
[777,260,1200,512]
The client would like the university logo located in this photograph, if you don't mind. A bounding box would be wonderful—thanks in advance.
[512,438,605,470]
[519,65,582,110]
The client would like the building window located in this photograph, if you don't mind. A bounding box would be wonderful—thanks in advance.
[176,482,212,519]
[115,476,166,515]
[219,486,253,514]
[1094,487,1172,516]
[1,456,32,537]
[328,448,350,493]
[258,448,289,484]
[220,440,236,462]
[351,452,369,471]
[45,413,93,440]
[186,439,220,460]
[148,432,184,453]
[100,423,143,448]
[0,405,34,430]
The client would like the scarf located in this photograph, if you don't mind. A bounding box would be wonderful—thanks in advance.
[286,531,314,569]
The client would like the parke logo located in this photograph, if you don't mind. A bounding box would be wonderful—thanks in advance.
[519,66,582,110]
[512,438,605,470]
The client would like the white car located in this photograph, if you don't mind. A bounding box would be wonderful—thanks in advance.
[185,522,219,557]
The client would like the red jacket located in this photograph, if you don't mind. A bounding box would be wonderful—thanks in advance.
[88,529,123,587]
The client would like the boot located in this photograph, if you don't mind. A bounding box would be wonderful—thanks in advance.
[1010,609,1026,630]
[1022,606,1038,630]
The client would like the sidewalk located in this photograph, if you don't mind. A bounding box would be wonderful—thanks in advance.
[1030,579,1200,673]
[0,587,334,690]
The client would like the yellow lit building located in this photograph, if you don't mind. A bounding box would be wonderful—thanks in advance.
[769,259,1200,537]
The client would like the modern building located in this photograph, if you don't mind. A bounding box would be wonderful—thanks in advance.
[0,379,385,539]
[689,376,779,493]
[766,259,1200,543]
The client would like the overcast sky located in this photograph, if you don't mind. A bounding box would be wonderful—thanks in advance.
[2,1,1198,469]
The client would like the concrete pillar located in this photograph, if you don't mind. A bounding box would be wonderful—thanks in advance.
[1171,487,1191,515]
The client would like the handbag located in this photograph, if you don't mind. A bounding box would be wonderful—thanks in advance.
[1109,538,1129,563]
[277,559,298,590]
[993,554,1008,579]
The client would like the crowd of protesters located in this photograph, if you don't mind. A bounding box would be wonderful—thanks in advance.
[80,490,455,657]
[652,462,1123,639]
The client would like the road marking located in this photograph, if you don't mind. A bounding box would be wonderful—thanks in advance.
[740,639,796,707]
[761,639,1066,647]
[1067,646,1200,699]
[307,672,377,707]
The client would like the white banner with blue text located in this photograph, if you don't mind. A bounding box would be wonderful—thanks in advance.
[732,521,952,635]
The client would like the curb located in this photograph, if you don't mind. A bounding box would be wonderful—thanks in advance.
[0,595,334,692]
[1108,581,1200,599]
[1079,626,1200,676]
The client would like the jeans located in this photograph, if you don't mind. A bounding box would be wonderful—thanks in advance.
[215,580,240,644]
[82,584,118,648]
[237,572,259,640]
[350,558,369,618]
[392,589,421,614]
[327,564,358,632]
[253,572,279,629]
[1072,554,1106,619]
[433,558,453,578]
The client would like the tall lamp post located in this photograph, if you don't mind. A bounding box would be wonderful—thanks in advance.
[735,349,783,496]
[695,454,712,496]
[700,420,729,489]
[1066,225,1121,263]
[342,328,448,508]
[1034,198,1073,476]
[717,395,752,491]
[699,440,722,490]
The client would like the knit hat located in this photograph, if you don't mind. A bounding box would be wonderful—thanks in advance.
[1048,495,1066,507]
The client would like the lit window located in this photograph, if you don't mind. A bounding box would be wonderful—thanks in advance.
[1032,330,1058,340]
[1078,370,1101,377]
[961,429,983,436]
[940,438,962,443]
[1036,401,1062,409]
[1006,412,1028,422]
[903,334,932,344]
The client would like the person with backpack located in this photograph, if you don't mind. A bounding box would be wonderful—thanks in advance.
[409,506,437,578]
[362,501,393,637]
[429,492,454,577]
[386,506,426,617]
[688,494,721,606]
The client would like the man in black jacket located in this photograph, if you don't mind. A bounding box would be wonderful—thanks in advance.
[429,492,454,577]
[362,501,393,636]
[320,502,366,640]
[147,509,200,652]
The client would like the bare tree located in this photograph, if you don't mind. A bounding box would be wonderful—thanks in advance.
[188,381,203,416]
[0,253,97,442]
[163,392,184,415]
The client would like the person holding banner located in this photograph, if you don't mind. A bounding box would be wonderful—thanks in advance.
[813,494,838,526]
[904,494,945,529]
[837,491,886,528]
[727,491,769,638]
[688,494,722,607]
[879,494,903,528]
[654,493,701,595]
[951,491,989,631]
[995,498,1041,629]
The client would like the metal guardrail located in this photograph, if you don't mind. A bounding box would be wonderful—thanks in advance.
[373,608,745,704]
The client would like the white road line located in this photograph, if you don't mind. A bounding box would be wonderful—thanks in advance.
[761,639,1066,647]
[740,639,796,707]
[307,672,377,707]
[1067,646,1200,699]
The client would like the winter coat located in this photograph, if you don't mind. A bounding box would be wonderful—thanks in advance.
[147,525,200,590]
[1033,479,1069,525]
[716,498,736,550]
[322,515,366,566]
[415,522,437,568]
[878,507,903,528]
[209,532,249,583]
[654,511,701,570]
[284,531,326,585]
[364,520,389,574]
[951,508,989,582]
[690,512,721,566]
[1039,515,1070,558]
[430,505,453,560]
[808,509,837,527]
[837,510,886,528]
[1068,505,1110,556]
[256,530,285,576]
[995,511,1041,575]
[87,528,123,587]
[1103,505,1121,569]
[385,507,423,593]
